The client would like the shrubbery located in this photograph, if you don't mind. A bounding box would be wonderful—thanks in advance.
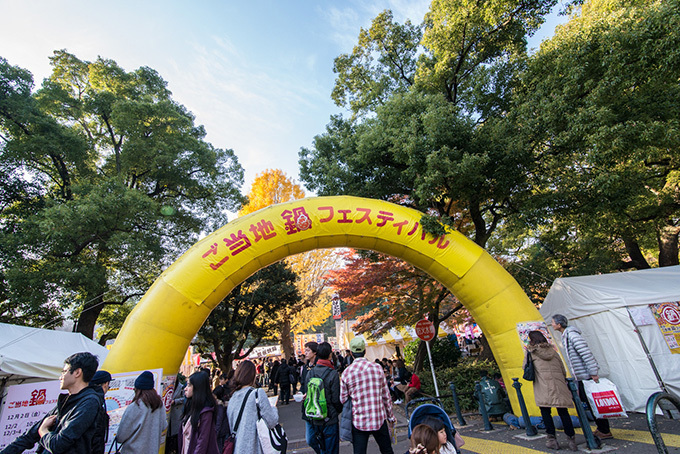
[418,358,501,411]
[403,336,462,369]
[401,337,505,412]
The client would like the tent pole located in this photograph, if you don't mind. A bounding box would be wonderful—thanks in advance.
[627,309,668,394]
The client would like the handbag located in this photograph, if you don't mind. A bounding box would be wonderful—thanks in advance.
[523,351,535,381]
[582,378,627,419]
[222,388,254,454]
[256,392,288,454]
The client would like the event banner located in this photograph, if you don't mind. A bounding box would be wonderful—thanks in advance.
[650,302,680,354]
[0,380,63,452]
[0,369,169,453]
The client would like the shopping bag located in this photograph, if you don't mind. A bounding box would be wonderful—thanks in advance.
[256,393,288,454]
[582,378,627,419]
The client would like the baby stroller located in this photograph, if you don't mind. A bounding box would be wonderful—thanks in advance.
[408,400,463,454]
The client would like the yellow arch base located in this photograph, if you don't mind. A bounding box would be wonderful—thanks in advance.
[103,196,542,413]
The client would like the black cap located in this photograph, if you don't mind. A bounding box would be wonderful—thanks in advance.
[91,370,112,386]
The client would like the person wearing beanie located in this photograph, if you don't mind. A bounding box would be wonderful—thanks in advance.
[116,371,167,453]
[90,370,112,454]
[91,370,112,393]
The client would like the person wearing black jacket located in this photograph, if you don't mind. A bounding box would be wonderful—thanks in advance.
[302,342,342,454]
[269,360,280,396]
[289,357,300,394]
[89,370,112,454]
[300,341,318,394]
[275,359,292,405]
[1,352,104,454]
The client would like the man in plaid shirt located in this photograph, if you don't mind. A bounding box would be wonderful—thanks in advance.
[340,337,396,454]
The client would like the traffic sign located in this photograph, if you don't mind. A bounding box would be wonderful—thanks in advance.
[415,319,435,342]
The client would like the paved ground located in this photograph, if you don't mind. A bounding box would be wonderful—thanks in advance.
[272,392,680,453]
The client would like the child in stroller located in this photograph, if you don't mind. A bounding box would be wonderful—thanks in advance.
[408,403,463,454]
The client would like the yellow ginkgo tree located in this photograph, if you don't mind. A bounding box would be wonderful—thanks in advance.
[239,169,339,358]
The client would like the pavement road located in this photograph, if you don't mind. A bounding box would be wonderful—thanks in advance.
[271,391,680,453]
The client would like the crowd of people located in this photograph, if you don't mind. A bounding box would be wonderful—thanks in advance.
[0,312,614,454]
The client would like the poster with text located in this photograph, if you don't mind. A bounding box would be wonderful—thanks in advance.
[0,380,63,452]
[650,302,680,354]
[104,368,164,453]
[516,321,555,348]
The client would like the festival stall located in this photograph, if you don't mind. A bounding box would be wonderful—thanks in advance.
[539,265,680,412]
[341,320,455,361]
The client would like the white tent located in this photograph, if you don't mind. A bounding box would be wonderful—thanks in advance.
[0,323,110,385]
[539,266,680,412]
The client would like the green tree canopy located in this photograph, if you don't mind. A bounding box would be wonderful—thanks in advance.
[303,0,556,248]
[0,51,245,337]
[507,0,680,271]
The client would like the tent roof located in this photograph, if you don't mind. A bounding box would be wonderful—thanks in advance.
[541,265,680,320]
[0,323,109,380]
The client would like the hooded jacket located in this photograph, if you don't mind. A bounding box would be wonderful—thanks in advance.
[562,325,599,380]
[2,386,103,454]
[528,343,574,408]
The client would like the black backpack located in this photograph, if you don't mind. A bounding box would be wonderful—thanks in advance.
[91,402,109,454]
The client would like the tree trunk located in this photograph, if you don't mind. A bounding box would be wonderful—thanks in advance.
[413,341,427,373]
[280,316,295,360]
[622,234,651,269]
[216,340,232,375]
[469,202,490,248]
[75,300,104,339]
[658,225,680,267]
[477,335,497,363]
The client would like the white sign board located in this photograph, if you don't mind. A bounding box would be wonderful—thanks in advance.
[248,345,282,358]
[0,380,64,452]
[1,369,169,453]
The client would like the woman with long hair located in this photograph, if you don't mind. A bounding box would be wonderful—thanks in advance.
[179,371,220,454]
[526,330,578,451]
[116,371,167,453]
[226,360,279,454]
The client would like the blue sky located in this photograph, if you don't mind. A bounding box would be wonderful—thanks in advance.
[0,0,566,198]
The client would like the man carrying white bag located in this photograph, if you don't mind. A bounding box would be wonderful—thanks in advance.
[582,378,627,419]
[551,314,616,439]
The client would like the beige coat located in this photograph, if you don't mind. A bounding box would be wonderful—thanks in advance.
[527,343,574,408]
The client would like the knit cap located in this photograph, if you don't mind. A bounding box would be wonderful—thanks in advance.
[134,371,154,390]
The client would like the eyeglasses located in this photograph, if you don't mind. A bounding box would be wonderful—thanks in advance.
[60,368,72,376]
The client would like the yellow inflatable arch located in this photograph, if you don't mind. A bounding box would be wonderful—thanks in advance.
[104,196,542,412]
